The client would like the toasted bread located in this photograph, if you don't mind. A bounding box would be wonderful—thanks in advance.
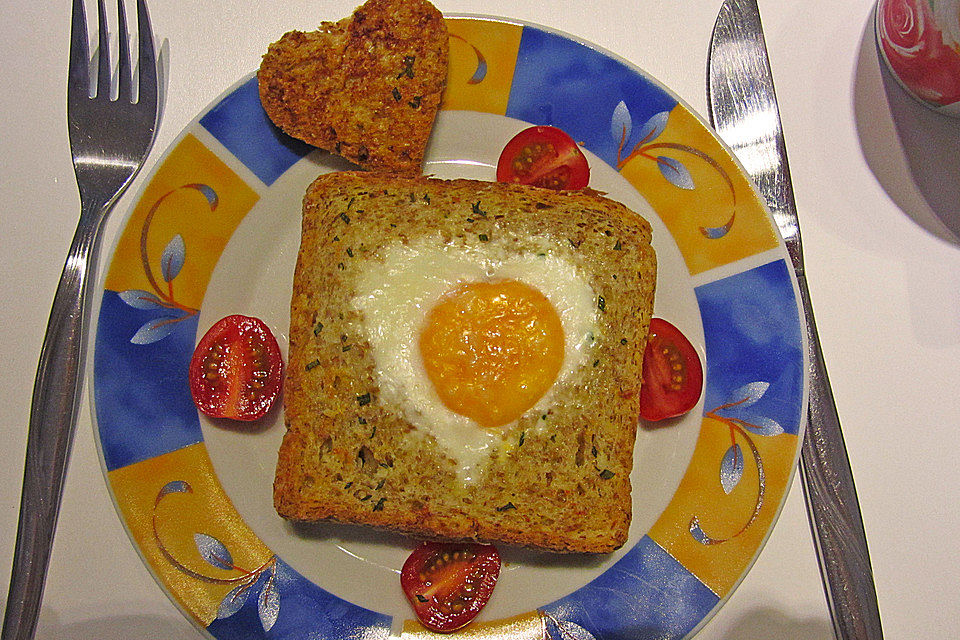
[257,0,447,175]
[276,172,657,553]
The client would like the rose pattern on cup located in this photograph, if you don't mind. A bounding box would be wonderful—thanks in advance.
[877,0,960,108]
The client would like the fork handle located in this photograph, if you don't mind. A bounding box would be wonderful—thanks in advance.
[2,206,106,640]
[797,274,884,639]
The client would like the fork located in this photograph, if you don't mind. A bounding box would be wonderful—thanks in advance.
[2,0,159,637]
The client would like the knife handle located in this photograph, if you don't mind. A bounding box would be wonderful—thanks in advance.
[797,274,884,639]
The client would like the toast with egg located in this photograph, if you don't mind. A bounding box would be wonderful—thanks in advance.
[276,172,657,553]
[257,0,447,175]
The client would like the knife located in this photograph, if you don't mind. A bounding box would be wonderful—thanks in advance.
[707,1,884,638]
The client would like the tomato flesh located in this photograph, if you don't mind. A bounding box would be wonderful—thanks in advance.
[496,125,590,190]
[189,315,283,421]
[639,318,703,422]
[400,542,500,633]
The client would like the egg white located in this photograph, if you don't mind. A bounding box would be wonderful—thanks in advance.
[351,234,598,481]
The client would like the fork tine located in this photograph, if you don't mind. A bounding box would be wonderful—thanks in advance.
[116,0,132,102]
[136,0,158,109]
[68,0,90,98]
[95,0,110,99]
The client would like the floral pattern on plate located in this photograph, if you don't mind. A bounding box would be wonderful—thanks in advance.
[93,17,806,640]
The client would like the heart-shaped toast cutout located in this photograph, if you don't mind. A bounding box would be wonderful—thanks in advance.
[258,0,448,175]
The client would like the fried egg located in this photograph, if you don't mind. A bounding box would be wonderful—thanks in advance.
[351,234,598,480]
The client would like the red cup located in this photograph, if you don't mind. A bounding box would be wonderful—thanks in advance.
[876,0,960,116]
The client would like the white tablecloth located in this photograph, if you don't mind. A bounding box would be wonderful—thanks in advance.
[2,0,958,637]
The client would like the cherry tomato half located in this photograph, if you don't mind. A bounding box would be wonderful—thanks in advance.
[496,125,590,190]
[400,542,500,633]
[639,318,703,422]
[188,315,283,421]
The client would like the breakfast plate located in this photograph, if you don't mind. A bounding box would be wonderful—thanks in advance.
[91,15,807,640]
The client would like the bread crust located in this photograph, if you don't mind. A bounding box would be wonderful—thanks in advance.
[277,172,657,553]
[257,0,448,175]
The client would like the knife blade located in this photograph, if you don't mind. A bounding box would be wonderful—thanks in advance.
[707,2,884,639]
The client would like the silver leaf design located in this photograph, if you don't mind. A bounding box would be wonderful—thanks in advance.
[657,156,694,190]
[217,582,252,620]
[610,100,632,144]
[739,416,784,437]
[720,444,745,494]
[157,480,191,500]
[184,183,219,210]
[130,317,177,345]
[119,289,164,310]
[637,110,669,145]
[160,234,186,283]
[700,212,736,239]
[258,573,280,632]
[468,46,487,84]
[194,533,234,571]
[727,381,769,408]
[551,618,596,640]
[689,516,711,544]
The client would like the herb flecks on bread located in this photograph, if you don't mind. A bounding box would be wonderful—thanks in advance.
[276,173,657,554]
[258,0,448,175]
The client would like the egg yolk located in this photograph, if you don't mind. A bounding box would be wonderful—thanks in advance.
[419,279,565,429]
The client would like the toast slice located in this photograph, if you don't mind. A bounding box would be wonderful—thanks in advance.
[276,172,657,553]
[257,0,447,175]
